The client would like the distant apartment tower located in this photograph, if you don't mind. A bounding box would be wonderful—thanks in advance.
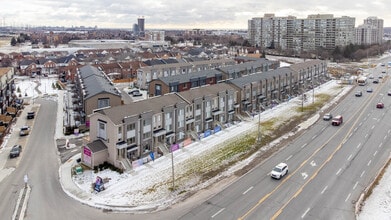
[138,17,145,36]
[133,17,145,37]
[248,14,355,52]
[355,16,384,45]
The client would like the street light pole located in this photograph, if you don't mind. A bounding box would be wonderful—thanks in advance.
[170,144,175,190]
[257,104,262,144]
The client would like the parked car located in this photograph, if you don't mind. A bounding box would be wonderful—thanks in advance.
[27,111,35,119]
[355,91,362,97]
[323,113,333,121]
[376,102,384,109]
[9,145,22,158]
[271,163,289,180]
[19,126,30,136]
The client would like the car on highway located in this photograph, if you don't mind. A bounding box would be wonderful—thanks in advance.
[19,126,30,136]
[388,90,391,96]
[9,145,22,158]
[323,113,333,121]
[271,162,288,179]
[376,102,384,109]
[331,115,343,126]
[372,79,379,84]
[368,75,374,79]
[366,87,373,93]
[355,91,362,97]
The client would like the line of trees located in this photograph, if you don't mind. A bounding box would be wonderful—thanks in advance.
[10,33,31,46]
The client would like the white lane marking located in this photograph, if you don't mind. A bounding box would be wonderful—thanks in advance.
[384,135,387,140]
[373,151,378,156]
[286,155,293,161]
[211,208,225,218]
[371,125,375,130]
[336,168,342,176]
[312,135,316,140]
[379,143,383,148]
[301,143,308,149]
[367,160,372,166]
[353,181,358,190]
[348,133,352,139]
[347,154,353,161]
[310,160,316,166]
[302,173,308,179]
[388,129,391,134]
[357,143,362,149]
[345,193,351,202]
[360,171,366,178]
[71,149,78,153]
[321,186,328,194]
[365,133,368,138]
[321,127,326,132]
[243,186,254,195]
[354,127,358,132]
[359,122,362,126]
[301,208,310,219]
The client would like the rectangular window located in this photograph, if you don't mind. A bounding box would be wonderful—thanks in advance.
[97,98,110,109]
[98,121,107,140]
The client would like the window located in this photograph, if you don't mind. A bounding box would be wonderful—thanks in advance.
[143,132,151,139]
[98,121,107,140]
[126,137,135,144]
[155,84,162,96]
[97,98,110,109]
[127,123,135,131]
[117,127,122,141]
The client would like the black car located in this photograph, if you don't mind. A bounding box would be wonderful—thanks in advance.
[9,145,22,158]
[355,91,362,97]
[27,111,35,119]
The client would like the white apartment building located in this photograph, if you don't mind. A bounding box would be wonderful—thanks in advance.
[248,14,356,52]
[355,17,384,45]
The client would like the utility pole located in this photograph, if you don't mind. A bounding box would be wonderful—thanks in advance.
[257,104,262,144]
[170,144,175,190]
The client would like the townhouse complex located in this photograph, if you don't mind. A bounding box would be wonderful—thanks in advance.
[248,14,384,53]
[81,59,328,171]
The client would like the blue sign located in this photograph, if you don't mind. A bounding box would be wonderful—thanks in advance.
[204,129,211,138]
[214,126,221,133]
[149,152,155,161]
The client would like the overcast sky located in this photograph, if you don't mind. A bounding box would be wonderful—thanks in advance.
[2,0,391,30]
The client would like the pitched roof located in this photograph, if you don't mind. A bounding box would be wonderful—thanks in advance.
[157,69,222,85]
[228,67,293,88]
[79,65,121,99]
[98,93,186,125]
[86,139,108,153]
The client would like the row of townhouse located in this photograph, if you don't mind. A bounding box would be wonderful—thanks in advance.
[0,67,18,137]
[228,60,329,112]
[147,59,279,96]
[82,59,328,171]
[136,58,237,89]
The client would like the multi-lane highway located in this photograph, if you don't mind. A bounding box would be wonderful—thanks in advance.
[179,62,391,220]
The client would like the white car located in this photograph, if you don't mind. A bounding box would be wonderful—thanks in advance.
[271,163,289,179]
